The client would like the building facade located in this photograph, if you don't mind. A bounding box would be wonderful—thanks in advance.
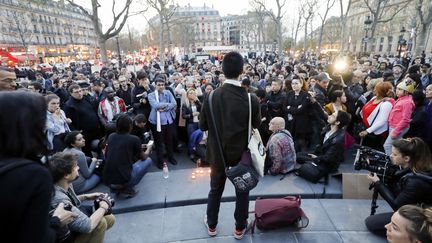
[343,0,416,56]
[0,0,97,65]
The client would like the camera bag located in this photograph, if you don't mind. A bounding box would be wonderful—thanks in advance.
[251,196,309,232]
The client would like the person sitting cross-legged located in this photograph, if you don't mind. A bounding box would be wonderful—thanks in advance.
[48,152,115,243]
[265,117,296,175]
[103,114,153,198]
[296,111,351,183]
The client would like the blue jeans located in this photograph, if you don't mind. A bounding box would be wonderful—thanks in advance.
[383,127,409,155]
[126,158,153,188]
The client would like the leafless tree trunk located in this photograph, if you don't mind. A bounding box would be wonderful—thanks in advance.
[145,0,176,69]
[338,0,352,52]
[67,0,138,64]
[252,0,286,55]
[301,0,316,51]
[317,0,336,54]
[414,0,432,56]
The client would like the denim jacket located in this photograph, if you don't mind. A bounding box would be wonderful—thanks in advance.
[147,90,177,125]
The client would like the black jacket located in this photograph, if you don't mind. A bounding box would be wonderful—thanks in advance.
[63,97,101,134]
[284,90,312,136]
[314,127,345,172]
[199,84,261,168]
[375,169,432,211]
[266,90,286,118]
[182,101,202,124]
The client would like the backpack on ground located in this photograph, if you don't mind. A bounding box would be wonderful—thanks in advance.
[251,196,309,232]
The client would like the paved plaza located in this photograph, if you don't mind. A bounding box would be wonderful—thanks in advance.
[86,145,392,242]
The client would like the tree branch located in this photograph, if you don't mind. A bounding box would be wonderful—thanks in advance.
[66,0,92,18]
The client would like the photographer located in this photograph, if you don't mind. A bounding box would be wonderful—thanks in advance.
[365,137,432,236]
[48,152,115,243]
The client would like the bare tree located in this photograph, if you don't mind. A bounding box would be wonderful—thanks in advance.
[301,0,317,51]
[317,0,336,54]
[249,3,268,51]
[414,0,432,56]
[362,0,410,52]
[293,6,305,51]
[338,0,352,52]
[66,0,137,64]
[145,0,176,68]
[251,0,286,54]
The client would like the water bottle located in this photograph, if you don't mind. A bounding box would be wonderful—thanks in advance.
[163,162,169,179]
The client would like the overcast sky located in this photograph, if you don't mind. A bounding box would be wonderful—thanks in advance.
[75,0,342,33]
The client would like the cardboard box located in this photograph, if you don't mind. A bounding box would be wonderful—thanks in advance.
[342,173,376,199]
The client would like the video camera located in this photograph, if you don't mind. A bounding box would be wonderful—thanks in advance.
[353,146,403,216]
[353,146,401,185]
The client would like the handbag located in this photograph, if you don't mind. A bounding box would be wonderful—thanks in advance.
[208,91,259,192]
[251,196,309,232]
[296,161,324,183]
[247,93,266,177]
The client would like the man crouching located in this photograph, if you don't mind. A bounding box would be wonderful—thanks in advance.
[48,152,115,243]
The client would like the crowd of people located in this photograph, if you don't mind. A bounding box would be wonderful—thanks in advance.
[1,49,432,242]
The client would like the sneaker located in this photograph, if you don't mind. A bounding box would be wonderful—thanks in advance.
[234,221,248,240]
[204,215,217,237]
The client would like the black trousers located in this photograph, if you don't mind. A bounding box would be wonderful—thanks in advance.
[150,123,174,165]
[206,164,249,230]
[365,212,392,237]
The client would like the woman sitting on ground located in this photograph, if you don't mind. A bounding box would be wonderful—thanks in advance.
[63,131,101,194]
[385,204,432,243]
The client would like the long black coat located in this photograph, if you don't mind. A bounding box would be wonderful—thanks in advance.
[199,84,261,168]
[284,90,312,137]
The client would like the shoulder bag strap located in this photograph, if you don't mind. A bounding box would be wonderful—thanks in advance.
[208,91,227,170]
[248,93,252,142]
[369,103,382,126]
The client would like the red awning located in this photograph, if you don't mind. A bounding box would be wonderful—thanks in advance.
[14,54,37,62]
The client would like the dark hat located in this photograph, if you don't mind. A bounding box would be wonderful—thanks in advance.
[314,72,332,82]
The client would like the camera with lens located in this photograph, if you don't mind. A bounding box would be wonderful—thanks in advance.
[94,194,115,215]
[353,146,401,184]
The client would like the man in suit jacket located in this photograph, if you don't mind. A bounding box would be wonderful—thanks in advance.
[199,52,261,239]
[296,110,351,180]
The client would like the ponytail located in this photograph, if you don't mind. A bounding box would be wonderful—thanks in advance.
[398,205,432,243]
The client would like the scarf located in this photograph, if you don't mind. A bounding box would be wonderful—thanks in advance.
[103,97,120,122]
[155,91,162,132]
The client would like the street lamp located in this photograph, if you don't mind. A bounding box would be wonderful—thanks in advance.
[273,39,277,53]
[363,16,373,54]
[398,27,407,58]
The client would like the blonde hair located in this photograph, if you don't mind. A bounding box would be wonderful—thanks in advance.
[181,88,196,107]
[398,205,432,243]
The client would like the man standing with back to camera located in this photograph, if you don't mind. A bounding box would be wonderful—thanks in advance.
[199,52,261,240]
